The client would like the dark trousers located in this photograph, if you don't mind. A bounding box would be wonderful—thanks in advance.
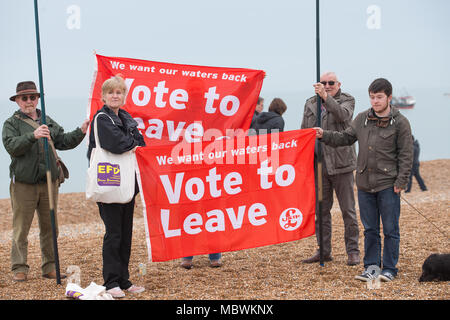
[406,165,427,192]
[315,171,360,257]
[97,197,135,290]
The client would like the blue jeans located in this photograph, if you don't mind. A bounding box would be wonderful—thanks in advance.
[358,187,400,276]
[184,253,222,261]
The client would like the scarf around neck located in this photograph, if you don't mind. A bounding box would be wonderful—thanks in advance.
[366,107,394,128]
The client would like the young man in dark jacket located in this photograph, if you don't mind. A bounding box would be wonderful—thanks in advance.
[314,78,413,282]
[2,81,89,282]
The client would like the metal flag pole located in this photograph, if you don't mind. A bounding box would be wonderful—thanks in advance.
[315,0,325,267]
[33,0,62,284]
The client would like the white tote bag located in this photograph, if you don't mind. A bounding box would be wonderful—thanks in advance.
[86,112,136,204]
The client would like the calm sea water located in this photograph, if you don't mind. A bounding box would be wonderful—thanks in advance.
[0,87,448,199]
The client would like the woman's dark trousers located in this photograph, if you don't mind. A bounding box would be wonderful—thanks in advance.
[97,198,135,290]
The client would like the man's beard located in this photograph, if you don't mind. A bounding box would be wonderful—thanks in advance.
[374,102,390,115]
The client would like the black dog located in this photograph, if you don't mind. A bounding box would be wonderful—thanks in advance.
[419,253,450,282]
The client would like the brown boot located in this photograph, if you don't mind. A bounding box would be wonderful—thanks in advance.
[42,270,67,279]
[347,253,360,266]
[13,272,27,282]
[210,259,223,268]
[180,258,193,269]
[302,251,333,264]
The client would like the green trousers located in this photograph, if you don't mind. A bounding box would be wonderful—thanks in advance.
[10,180,59,275]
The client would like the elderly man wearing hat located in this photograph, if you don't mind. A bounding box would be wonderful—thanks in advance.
[2,81,90,282]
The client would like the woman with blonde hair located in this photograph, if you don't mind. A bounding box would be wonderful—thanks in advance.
[87,75,146,298]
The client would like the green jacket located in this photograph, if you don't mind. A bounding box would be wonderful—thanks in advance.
[2,109,85,184]
[321,106,413,192]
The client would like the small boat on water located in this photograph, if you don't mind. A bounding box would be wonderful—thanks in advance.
[391,95,415,109]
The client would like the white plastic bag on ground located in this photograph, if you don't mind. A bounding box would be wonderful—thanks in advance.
[65,282,114,300]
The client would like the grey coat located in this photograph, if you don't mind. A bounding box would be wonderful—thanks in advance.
[301,90,356,175]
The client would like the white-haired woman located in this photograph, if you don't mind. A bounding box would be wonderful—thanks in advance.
[87,75,146,298]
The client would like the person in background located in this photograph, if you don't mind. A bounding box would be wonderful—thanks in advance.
[314,78,413,282]
[2,81,89,282]
[87,75,146,298]
[301,72,360,266]
[251,97,287,135]
[405,135,427,192]
[180,253,222,269]
[181,98,272,269]
[250,97,264,129]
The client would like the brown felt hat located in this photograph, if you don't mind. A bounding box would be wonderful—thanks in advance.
[9,81,40,102]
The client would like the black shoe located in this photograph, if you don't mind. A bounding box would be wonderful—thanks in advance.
[355,270,375,282]
[379,271,395,282]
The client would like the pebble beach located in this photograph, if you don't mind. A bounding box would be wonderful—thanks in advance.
[0,159,448,300]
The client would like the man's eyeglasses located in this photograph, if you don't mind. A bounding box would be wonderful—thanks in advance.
[20,95,38,102]
[320,81,336,86]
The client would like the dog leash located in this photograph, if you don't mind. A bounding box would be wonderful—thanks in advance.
[400,194,449,241]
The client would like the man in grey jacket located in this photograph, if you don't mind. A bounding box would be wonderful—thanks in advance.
[314,78,413,282]
[301,72,360,266]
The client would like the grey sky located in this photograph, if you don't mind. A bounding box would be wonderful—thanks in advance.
[1,0,450,101]
[1,0,449,198]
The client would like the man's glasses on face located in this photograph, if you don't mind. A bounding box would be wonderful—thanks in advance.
[20,95,38,102]
[320,81,336,86]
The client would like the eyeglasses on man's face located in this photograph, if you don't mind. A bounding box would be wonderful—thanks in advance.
[20,95,38,102]
[320,81,336,86]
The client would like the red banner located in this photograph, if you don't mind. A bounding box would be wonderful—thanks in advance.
[88,54,265,145]
[135,129,316,262]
